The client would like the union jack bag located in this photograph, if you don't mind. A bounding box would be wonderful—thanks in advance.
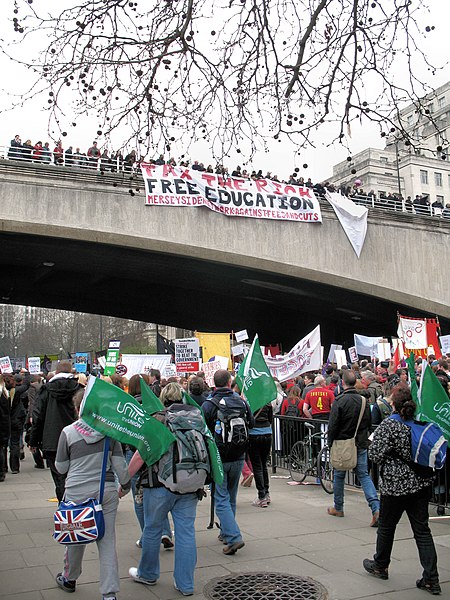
[53,437,110,545]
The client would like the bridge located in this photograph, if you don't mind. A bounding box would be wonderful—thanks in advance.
[0,160,448,348]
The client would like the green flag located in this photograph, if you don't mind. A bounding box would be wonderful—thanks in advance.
[417,363,450,442]
[182,390,224,484]
[236,334,277,412]
[406,352,419,406]
[81,376,175,466]
[139,376,164,414]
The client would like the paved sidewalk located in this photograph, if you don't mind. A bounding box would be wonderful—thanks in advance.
[0,452,449,600]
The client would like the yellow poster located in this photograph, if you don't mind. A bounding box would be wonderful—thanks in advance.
[195,332,232,370]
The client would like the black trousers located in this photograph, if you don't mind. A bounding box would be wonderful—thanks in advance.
[8,428,22,473]
[0,445,6,479]
[374,488,439,583]
[248,434,272,500]
[44,451,66,502]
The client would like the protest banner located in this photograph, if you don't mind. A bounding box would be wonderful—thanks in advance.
[75,352,89,373]
[377,342,391,361]
[175,338,200,373]
[265,326,321,382]
[28,356,41,374]
[104,339,120,376]
[0,356,13,374]
[232,344,244,357]
[327,344,342,362]
[116,354,172,378]
[140,164,322,223]
[353,334,381,357]
[195,332,231,368]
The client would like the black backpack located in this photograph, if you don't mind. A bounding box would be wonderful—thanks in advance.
[209,397,249,461]
[284,397,301,417]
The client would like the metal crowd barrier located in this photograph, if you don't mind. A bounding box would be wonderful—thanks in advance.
[271,415,449,515]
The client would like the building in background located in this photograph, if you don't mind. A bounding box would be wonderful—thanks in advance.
[330,81,450,206]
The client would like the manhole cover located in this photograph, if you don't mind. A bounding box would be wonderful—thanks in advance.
[204,572,328,600]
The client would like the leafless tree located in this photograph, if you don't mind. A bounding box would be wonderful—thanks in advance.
[1,0,445,161]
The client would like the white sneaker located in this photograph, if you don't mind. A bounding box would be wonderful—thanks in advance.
[128,567,156,585]
[174,582,194,596]
[135,539,142,548]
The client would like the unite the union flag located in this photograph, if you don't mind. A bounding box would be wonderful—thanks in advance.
[53,500,103,545]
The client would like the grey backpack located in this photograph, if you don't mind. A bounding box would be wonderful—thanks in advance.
[157,404,210,494]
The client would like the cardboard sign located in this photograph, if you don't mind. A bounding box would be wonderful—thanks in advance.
[377,342,391,361]
[439,335,450,355]
[232,344,244,357]
[75,353,89,373]
[203,360,223,388]
[334,349,348,369]
[163,363,177,378]
[327,344,342,362]
[104,339,121,376]
[175,338,200,373]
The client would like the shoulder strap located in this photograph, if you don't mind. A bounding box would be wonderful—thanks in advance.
[352,397,366,439]
[98,437,110,503]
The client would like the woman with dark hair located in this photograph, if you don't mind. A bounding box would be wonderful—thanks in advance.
[363,383,441,595]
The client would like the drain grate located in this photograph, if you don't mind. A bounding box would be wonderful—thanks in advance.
[204,572,328,600]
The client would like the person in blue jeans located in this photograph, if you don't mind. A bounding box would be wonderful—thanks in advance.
[125,374,173,550]
[126,382,199,596]
[327,369,380,527]
[202,370,254,555]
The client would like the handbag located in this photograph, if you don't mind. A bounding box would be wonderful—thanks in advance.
[53,437,110,545]
[330,397,366,470]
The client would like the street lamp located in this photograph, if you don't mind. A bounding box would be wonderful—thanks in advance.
[59,347,63,360]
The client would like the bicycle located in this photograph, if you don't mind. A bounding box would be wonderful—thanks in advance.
[288,421,334,494]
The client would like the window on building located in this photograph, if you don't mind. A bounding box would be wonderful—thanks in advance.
[434,172,443,186]
[436,195,444,204]
[420,170,428,185]
[426,102,434,114]
[438,96,446,109]
[379,156,388,163]
[407,114,413,126]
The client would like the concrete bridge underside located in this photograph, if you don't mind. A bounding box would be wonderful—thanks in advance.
[0,162,448,348]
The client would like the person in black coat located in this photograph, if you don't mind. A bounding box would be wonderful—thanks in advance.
[7,374,27,473]
[0,376,11,482]
[29,362,78,501]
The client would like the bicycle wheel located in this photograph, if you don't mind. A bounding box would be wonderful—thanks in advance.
[317,445,334,494]
[289,441,309,482]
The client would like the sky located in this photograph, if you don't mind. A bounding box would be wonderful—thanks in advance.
[0,1,449,184]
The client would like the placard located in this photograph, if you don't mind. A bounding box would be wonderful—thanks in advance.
[334,349,348,369]
[28,357,41,374]
[203,360,223,388]
[0,356,13,374]
[163,363,177,378]
[235,329,249,343]
[232,344,244,357]
[377,342,391,361]
[439,335,450,355]
[348,346,358,363]
[104,339,121,376]
[75,352,89,373]
[175,338,200,373]
[327,344,342,363]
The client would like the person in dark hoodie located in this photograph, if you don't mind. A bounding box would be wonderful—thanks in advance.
[29,361,78,501]
[6,374,27,474]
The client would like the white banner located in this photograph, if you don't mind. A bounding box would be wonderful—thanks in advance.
[265,326,321,382]
[354,334,382,358]
[397,317,427,350]
[141,164,322,223]
[327,344,342,362]
[440,335,450,355]
[325,191,368,258]
[116,354,172,378]
[28,357,41,374]
[334,349,348,369]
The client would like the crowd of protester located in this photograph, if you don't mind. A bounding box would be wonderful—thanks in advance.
[1,349,449,597]
[3,134,450,218]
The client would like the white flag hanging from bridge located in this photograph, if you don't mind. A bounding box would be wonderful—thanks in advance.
[325,191,368,258]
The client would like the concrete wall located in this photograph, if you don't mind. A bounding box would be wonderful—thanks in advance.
[1,163,449,319]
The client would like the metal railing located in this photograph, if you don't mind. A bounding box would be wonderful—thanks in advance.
[271,415,449,514]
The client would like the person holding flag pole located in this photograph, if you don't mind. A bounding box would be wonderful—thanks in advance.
[236,335,278,508]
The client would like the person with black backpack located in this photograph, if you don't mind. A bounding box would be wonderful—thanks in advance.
[127,382,210,596]
[202,370,254,556]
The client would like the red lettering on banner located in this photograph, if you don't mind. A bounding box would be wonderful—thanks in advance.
[255,179,268,193]
[298,187,312,197]
[180,169,192,180]
[217,176,234,189]
[234,179,247,191]
[163,164,176,177]
[271,181,283,195]
[142,163,156,177]
[201,173,216,186]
